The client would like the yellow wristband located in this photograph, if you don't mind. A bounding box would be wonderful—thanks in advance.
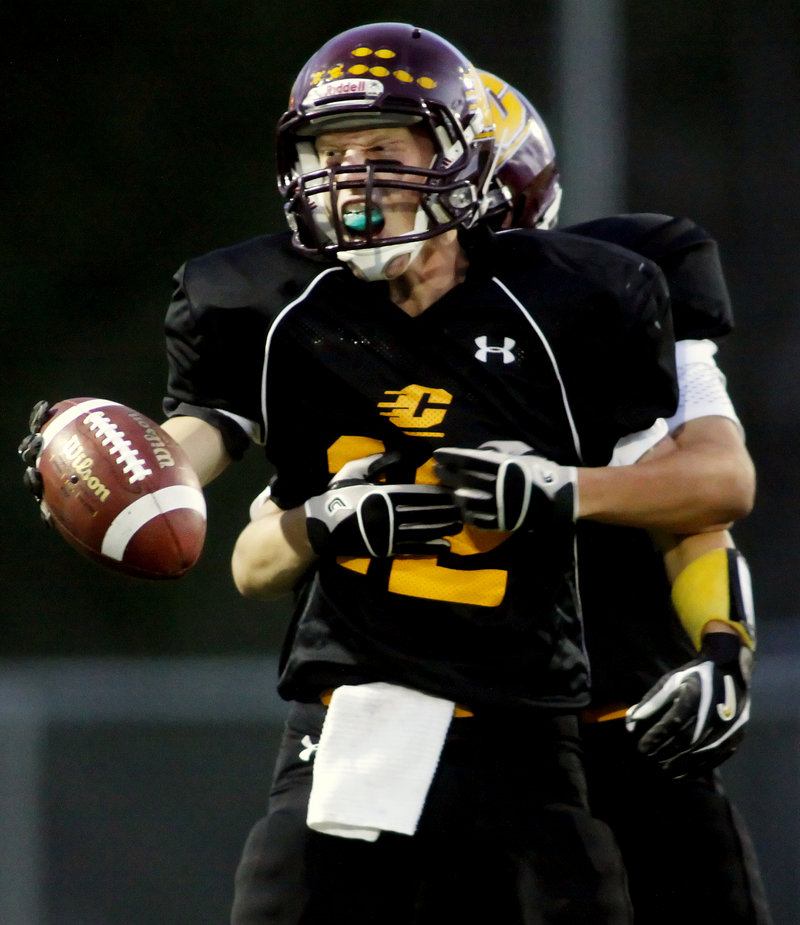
[671,548,756,651]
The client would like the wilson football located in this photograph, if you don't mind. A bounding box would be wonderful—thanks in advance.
[37,397,207,579]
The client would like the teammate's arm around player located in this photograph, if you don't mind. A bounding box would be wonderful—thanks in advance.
[577,415,754,533]
[231,412,753,604]
[233,499,316,599]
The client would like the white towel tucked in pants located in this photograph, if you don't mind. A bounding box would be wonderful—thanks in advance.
[306,682,454,841]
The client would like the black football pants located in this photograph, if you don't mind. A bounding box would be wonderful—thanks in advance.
[581,718,773,925]
[231,700,632,925]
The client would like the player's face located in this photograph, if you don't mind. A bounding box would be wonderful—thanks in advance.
[314,125,435,242]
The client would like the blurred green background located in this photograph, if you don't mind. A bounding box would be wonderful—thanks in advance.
[3,0,799,656]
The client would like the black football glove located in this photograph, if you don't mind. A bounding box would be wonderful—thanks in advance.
[433,440,577,531]
[625,632,753,778]
[304,452,462,558]
[18,400,54,522]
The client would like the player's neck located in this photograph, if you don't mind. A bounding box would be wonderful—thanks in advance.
[388,231,468,317]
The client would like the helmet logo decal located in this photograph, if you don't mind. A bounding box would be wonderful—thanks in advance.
[308,45,438,91]
[378,385,453,438]
[480,71,528,166]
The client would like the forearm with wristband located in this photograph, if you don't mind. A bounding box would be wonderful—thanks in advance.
[626,547,756,777]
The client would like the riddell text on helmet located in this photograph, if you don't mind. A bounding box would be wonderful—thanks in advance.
[305,78,383,104]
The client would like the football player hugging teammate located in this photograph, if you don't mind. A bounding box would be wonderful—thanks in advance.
[474,71,770,925]
[20,21,767,925]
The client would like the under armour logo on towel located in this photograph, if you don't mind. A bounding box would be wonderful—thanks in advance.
[299,735,319,762]
[474,335,516,364]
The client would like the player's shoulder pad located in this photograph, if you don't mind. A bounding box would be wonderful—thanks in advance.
[562,213,714,260]
[177,231,341,313]
[494,226,668,297]
[562,214,733,341]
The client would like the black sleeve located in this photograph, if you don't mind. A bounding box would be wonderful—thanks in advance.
[563,213,734,341]
[262,327,363,511]
[163,233,334,461]
[162,262,269,460]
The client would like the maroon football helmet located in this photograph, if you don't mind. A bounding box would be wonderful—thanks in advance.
[479,70,561,229]
[277,23,495,278]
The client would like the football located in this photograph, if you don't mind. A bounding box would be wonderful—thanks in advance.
[37,397,207,579]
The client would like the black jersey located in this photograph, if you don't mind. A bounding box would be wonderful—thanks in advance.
[164,234,328,459]
[165,226,677,712]
[564,214,736,705]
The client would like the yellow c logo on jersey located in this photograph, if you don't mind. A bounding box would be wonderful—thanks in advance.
[378,385,453,437]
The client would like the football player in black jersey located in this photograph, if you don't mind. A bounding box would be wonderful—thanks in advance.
[474,73,770,924]
[14,22,761,925]
[221,24,675,924]
[216,23,755,925]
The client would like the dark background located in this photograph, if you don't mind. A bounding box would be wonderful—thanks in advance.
[3,3,800,923]
[3,0,798,655]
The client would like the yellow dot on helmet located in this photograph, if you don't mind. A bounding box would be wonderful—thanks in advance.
[375,49,396,59]
[417,76,438,89]
[370,66,390,77]
[349,65,369,75]
[393,70,414,83]
[352,46,373,57]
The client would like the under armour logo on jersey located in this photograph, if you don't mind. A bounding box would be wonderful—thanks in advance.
[474,335,516,364]
[299,735,319,762]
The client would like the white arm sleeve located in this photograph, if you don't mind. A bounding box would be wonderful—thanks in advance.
[665,339,742,434]
[607,339,742,468]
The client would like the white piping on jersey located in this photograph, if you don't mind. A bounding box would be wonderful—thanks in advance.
[260,266,344,449]
[490,275,590,678]
[490,276,585,464]
[215,408,264,446]
[248,483,273,521]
